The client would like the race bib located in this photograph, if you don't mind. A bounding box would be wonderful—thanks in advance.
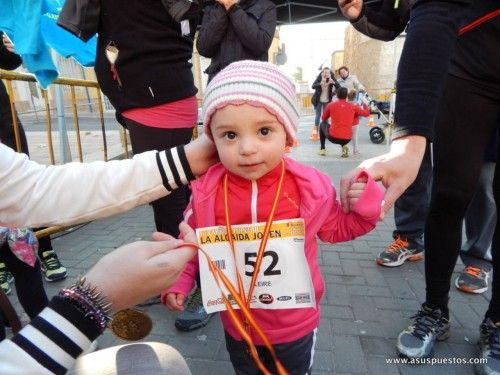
[197,219,315,313]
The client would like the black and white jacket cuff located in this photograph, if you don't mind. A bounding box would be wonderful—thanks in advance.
[156,146,195,192]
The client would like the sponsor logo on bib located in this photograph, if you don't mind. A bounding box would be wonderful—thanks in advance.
[259,294,274,304]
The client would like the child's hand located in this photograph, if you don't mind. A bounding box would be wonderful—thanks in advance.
[346,174,368,207]
[152,222,197,243]
[165,292,187,311]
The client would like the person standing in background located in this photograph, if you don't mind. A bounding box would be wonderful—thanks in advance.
[311,67,340,141]
[196,0,277,83]
[58,1,202,239]
[337,66,365,102]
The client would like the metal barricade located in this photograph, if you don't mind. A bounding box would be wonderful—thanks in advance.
[296,93,314,116]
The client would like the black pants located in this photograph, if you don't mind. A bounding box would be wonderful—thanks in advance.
[225,330,316,375]
[319,121,350,149]
[0,114,29,154]
[425,75,500,318]
[393,144,432,243]
[35,232,54,258]
[124,118,193,237]
[460,161,495,271]
[0,242,48,338]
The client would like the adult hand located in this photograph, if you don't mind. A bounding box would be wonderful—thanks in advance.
[84,222,198,313]
[185,133,219,177]
[340,135,426,218]
[216,0,238,11]
[2,34,15,53]
[338,0,363,20]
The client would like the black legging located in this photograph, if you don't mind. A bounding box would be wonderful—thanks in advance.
[124,118,193,237]
[36,232,54,258]
[0,114,29,154]
[0,242,48,338]
[425,75,500,319]
[319,121,350,149]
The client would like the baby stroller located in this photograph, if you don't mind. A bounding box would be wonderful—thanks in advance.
[362,93,394,144]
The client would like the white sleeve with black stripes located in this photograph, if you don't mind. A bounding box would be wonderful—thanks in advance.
[156,145,195,192]
[0,297,101,374]
[0,144,195,228]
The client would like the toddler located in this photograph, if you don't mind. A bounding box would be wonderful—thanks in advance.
[162,61,383,374]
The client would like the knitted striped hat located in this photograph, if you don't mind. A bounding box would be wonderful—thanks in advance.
[202,60,299,147]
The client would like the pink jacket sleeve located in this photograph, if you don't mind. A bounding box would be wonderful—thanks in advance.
[317,171,383,243]
[160,204,199,304]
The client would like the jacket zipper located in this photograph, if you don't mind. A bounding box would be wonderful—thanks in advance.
[251,180,258,224]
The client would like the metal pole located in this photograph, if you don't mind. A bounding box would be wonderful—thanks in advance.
[52,51,72,163]
[55,83,72,163]
[81,66,93,113]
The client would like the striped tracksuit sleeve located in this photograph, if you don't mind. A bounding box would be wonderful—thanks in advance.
[0,297,101,374]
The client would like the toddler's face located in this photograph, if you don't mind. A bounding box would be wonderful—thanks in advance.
[210,104,287,181]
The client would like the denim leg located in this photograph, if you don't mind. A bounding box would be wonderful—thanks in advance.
[314,102,327,127]
[393,143,432,243]
[460,162,495,271]
[351,125,359,152]
[314,104,321,127]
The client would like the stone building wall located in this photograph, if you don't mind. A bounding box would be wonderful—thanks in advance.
[342,25,405,100]
[331,50,345,72]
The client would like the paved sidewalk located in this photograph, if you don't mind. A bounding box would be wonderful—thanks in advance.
[10,115,490,374]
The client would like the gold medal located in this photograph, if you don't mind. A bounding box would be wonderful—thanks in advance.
[110,309,153,341]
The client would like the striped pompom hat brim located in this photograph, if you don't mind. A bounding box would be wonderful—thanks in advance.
[202,60,299,147]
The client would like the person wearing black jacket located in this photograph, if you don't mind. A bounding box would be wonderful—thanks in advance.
[311,67,340,141]
[196,0,277,82]
[0,31,28,153]
[59,0,202,241]
[339,1,500,372]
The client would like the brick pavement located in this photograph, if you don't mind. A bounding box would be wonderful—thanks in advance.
[9,115,490,374]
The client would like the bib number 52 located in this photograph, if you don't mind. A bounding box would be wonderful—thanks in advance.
[244,250,281,277]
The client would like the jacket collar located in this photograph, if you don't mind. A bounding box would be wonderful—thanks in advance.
[191,157,332,224]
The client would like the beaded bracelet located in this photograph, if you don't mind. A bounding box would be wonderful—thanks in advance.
[59,276,112,333]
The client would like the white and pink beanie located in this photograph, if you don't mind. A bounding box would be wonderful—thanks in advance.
[202,60,299,147]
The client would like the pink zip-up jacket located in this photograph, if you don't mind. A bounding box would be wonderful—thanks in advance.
[162,157,383,344]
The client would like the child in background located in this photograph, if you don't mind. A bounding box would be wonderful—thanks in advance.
[319,87,369,158]
[0,31,67,286]
[0,227,47,340]
[347,89,361,155]
[162,61,383,374]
